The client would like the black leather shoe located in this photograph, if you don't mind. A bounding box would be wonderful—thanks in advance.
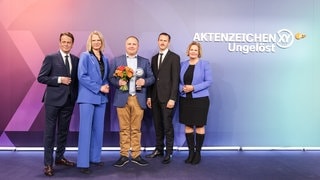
[44,165,54,176]
[162,154,172,164]
[145,149,164,158]
[55,157,76,167]
[90,161,104,167]
[79,168,91,174]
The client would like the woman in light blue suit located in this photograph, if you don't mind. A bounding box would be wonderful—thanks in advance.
[179,41,212,165]
[77,31,110,174]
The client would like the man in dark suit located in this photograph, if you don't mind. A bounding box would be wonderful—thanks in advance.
[109,36,155,167]
[146,32,180,164]
[37,32,79,176]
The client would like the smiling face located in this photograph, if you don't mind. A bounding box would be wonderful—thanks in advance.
[91,34,102,51]
[59,35,73,54]
[188,44,199,59]
[125,37,139,56]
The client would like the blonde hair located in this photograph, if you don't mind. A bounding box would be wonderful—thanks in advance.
[86,31,105,51]
[186,41,203,58]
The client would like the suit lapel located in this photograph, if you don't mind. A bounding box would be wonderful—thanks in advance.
[122,55,128,66]
[137,56,142,69]
[57,52,69,75]
[157,51,168,74]
[58,53,65,66]
[89,54,102,77]
[70,55,75,73]
[102,57,108,80]
[158,50,171,72]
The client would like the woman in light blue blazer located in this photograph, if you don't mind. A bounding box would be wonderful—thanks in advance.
[179,41,212,165]
[76,31,110,174]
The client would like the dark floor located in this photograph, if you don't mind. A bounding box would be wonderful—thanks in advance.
[1,150,320,180]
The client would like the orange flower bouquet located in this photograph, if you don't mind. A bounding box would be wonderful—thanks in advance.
[113,65,134,91]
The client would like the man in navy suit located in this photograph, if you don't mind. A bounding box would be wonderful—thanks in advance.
[109,36,155,167]
[37,32,79,176]
[146,32,180,164]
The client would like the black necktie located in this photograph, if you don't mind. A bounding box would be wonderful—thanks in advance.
[158,53,163,68]
[65,55,70,75]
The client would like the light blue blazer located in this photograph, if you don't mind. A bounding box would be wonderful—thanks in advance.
[179,59,213,98]
[77,51,109,104]
[108,54,155,109]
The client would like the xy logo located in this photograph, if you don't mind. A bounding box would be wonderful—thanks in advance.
[276,29,294,49]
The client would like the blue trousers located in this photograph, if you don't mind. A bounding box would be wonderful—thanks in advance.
[77,103,106,168]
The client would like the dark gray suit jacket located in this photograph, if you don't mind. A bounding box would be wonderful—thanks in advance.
[37,51,79,106]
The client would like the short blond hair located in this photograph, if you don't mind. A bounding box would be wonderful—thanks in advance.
[86,31,105,51]
[186,41,203,58]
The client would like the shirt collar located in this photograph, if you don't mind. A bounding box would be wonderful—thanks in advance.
[159,48,169,56]
[126,53,137,59]
[60,50,69,57]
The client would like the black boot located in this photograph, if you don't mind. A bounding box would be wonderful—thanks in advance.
[184,133,195,163]
[192,133,205,165]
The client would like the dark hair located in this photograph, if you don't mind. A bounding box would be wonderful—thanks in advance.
[158,32,171,41]
[59,32,74,43]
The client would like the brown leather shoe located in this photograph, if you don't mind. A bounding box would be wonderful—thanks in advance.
[44,165,54,176]
[55,158,76,166]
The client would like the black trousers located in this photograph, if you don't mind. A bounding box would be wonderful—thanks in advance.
[151,99,175,154]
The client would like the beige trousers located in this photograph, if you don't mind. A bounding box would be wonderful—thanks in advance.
[116,96,144,158]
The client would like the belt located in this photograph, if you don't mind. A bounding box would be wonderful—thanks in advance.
[129,94,136,96]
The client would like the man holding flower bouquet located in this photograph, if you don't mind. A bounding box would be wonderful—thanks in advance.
[108,36,155,167]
